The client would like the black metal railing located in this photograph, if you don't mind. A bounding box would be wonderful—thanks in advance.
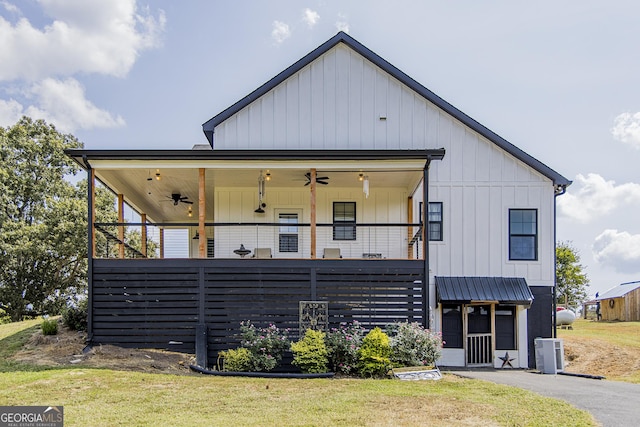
[93,222,426,260]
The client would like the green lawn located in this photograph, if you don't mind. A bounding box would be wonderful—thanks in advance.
[0,320,596,427]
[558,318,640,349]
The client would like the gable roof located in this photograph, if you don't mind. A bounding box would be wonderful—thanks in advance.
[597,281,640,300]
[202,32,571,187]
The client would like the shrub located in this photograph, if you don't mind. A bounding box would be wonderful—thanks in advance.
[219,347,253,372]
[387,321,443,367]
[357,327,391,378]
[325,320,364,375]
[62,299,88,331]
[41,318,58,336]
[291,329,329,373]
[239,321,290,372]
[0,308,10,325]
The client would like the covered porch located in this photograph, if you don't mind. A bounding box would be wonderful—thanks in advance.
[67,149,445,261]
[67,148,445,367]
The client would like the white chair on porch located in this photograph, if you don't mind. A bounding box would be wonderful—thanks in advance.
[322,248,342,258]
[253,248,272,258]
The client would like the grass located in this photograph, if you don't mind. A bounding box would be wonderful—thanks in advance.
[558,318,640,349]
[0,320,597,427]
[558,318,640,383]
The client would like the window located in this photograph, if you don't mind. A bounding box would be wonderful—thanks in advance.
[495,305,516,350]
[418,202,443,241]
[509,209,537,260]
[333,202,356,241]
[279,213,298,252]
[428,202,443,241]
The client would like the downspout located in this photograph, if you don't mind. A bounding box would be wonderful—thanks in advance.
[83,155,94,343]
[422,159,431,329]
[553,184,567,338]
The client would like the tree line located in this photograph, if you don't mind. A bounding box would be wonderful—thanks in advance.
[0,117,153,322]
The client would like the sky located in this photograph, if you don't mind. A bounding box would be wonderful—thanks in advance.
[1,0,639,297]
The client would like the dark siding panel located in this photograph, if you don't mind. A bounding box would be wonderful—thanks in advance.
[527,285,554,368]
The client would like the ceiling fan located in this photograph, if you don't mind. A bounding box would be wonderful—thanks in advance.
[304,172,329,186]
[166,193,193,205]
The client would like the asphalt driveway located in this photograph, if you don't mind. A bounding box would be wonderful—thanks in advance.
[445,369,640,427]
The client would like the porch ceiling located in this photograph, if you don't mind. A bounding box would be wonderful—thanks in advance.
[94,165,423,223]
[67,148,444,224]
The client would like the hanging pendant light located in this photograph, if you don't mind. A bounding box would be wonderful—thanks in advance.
[255,170,266,213]
[363,175,370,198]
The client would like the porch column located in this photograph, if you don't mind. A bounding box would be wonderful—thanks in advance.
[141,213,147,258]
[118,194,125,259]
[407,196,413,259]
[198,168,206,258]
[310,168,317,259]
[159,228,165,259]
[90,168,96,258]
[422,161,431,328]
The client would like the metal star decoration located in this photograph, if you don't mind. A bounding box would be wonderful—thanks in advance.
[499,352,515,368]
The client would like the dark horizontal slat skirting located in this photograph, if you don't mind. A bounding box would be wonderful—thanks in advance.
[91,258,424,367]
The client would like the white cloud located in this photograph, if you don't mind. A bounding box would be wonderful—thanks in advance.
[271,20,290,44]
[1,1,20,14]
[302,8,319,28]
[20,78,125,132]
[593,229,640,274]
[611,112,640,149]
[335,13,349,33]
[0,0,166,81]
[0,98,23,127]
[557,173,640,223]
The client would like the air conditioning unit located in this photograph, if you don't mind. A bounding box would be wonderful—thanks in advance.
[534,338,564,374]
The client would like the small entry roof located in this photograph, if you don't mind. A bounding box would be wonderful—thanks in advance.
[436,277,534,306]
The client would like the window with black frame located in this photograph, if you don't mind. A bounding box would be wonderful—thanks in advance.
[278,213,299,252]
[333,202,356,241]
[509,209,537,260]
[418,201,443,241]
[428,202,443,241]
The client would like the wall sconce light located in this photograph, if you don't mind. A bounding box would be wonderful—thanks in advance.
[358,173,364,181]
[155,169,161,180]
[188,207,193,217]
[265,170,271,181]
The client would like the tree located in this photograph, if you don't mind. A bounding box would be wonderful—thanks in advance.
[0,117,84,321]
[556,241,589,310]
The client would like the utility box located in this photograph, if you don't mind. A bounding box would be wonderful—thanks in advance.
[534,338,564,374]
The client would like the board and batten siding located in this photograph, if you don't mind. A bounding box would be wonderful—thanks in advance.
[212,40,556,284]
[415,119,555,285]
[213,43,435,150]
[213,186,408,259]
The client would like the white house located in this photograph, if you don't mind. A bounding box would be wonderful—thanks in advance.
[68,32,570,369]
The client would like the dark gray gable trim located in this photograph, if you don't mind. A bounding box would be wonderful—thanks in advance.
[202,31,570,186]
[435,276,534,306]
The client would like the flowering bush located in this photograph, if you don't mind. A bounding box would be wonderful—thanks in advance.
[239,321,290,372]
[387,321,443,367]
[290,329,329,373]
[357,327,392,378]
[325,320,365,375]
